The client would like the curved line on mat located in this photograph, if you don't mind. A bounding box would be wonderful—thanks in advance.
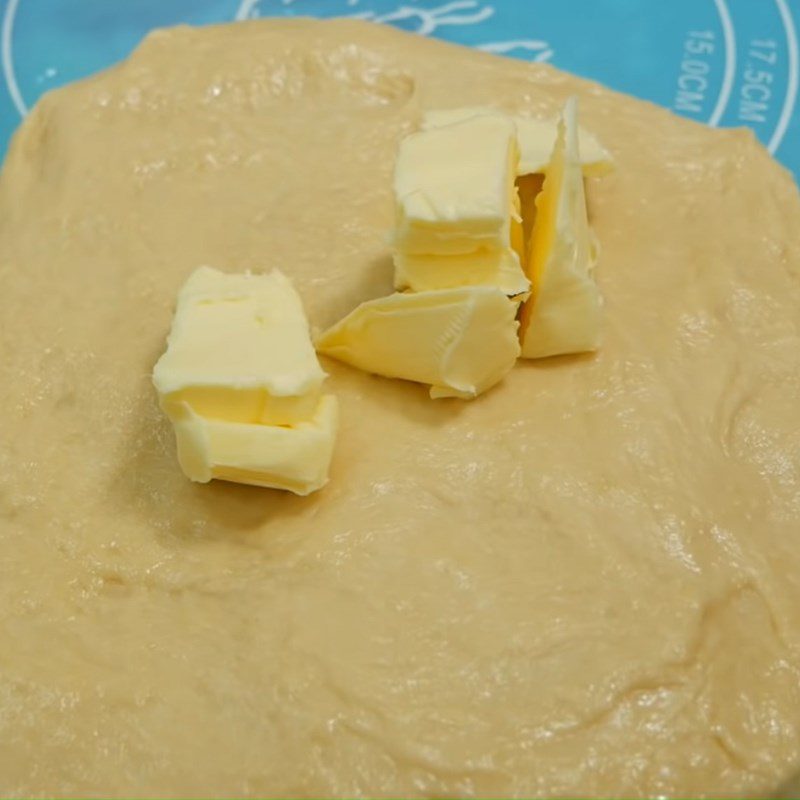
[709,0,736,127]
[2,0,27,117]
[235,0,260,21]
[769,0,799,154]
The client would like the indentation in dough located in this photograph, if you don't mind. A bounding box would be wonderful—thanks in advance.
[99,572,131,598]
[305,46,416,107]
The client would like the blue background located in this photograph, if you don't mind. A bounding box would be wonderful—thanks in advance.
[1,0,798,179]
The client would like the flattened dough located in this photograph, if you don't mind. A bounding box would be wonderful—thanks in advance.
[1,19,800,798]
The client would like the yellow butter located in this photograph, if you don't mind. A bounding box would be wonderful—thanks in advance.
[394,249,529,296]
[153,267,337,494]
[153,266,326,426]
[421,107,613,177]
[172,395,338,496]
[393,113,520,256]
[519,97,602,359]
[317,287,520,399]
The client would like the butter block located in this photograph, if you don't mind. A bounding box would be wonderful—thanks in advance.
[317,287,520,399]
[153,267,337,494]
[153,266,326,426]
[173,395,338,496]
[394,249,529,296]
[519,97,602,359]
[421,107,613,177]
[393,113,520,256]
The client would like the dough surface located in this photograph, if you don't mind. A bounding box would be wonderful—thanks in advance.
[1,19,800,798]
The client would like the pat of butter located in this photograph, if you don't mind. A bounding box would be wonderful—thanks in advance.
[317,287,520,399]
[153,267,337,494]
[394,249,529,296]
[421,107,613,177]
[519,97,602,359]
[393,113,521,256]
[153,266,326,426]
[172,395,338,496]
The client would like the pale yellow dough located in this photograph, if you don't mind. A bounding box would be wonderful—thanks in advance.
[1,19,800,799]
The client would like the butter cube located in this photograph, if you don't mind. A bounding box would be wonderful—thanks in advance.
[421,107,613,177]
[393,113,520,256]
[519,97,602,359]
[173,395,338,496]
[394,249,529,296]
[153,266,326,426]
[153,267,337,494]
[516,115,612,177]
[317,287,520,399]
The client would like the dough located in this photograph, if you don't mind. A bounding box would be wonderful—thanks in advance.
[1,19,799,798]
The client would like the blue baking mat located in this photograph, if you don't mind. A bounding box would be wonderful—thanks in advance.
[1,0,798,180]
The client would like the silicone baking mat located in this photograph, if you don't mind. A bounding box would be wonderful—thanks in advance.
[1,0,798,179]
